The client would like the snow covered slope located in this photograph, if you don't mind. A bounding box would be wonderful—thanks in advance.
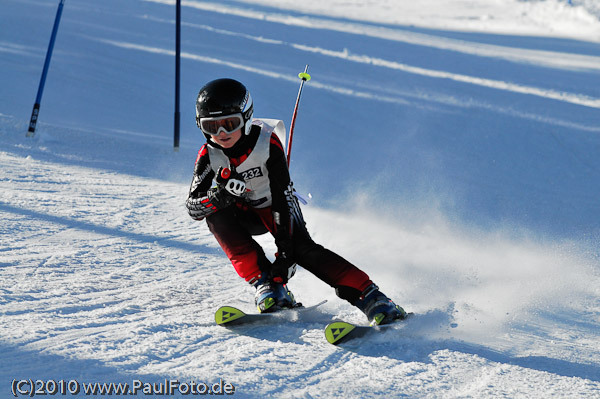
[1,0,599,398]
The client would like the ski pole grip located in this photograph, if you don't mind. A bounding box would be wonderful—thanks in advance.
[215,166,232,186]
[220,167,231,180]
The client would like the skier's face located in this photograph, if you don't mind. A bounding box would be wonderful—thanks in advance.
[211,128,242,148]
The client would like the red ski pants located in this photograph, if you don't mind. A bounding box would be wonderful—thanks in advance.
[205,205,373,304]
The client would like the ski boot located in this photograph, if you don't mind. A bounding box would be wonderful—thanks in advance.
[254,276,297,313]
[354,283,407,326]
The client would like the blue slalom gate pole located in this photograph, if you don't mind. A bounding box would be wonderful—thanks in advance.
[174,0,181,150]
[27,0,66,137]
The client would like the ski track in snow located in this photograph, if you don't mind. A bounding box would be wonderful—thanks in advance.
[98,34,600,110]
[142,0,600,108]
[2,0,600,398]
[144,0,600,70]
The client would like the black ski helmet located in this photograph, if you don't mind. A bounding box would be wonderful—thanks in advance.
[195,78,254,138]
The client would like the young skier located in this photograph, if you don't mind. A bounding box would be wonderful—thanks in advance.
[186,78,407,325]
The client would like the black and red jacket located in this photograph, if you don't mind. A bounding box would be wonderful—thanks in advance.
[186,121,301,244]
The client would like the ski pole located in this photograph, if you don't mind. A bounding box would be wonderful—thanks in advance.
[286,65,311,167]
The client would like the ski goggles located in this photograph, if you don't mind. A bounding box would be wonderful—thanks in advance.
[199,114,244,136]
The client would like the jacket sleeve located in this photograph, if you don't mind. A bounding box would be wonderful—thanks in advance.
[185,145,218,220]
[266,133,304,252]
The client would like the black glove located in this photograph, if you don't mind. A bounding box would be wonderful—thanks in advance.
[186,196,215,220]
[216,166,246,197]
[271,238,296,284]
[207,185,235,209]
[270,255,296,284]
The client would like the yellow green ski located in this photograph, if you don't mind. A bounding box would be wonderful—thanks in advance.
[215,300,327,327]
[214,306,248,325]
[324,313,414,345]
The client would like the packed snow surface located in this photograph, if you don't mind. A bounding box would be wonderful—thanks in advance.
[1,0,599,398]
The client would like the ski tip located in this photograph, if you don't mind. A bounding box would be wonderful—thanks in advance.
[215,306,246,326]
[324,321,356,345]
